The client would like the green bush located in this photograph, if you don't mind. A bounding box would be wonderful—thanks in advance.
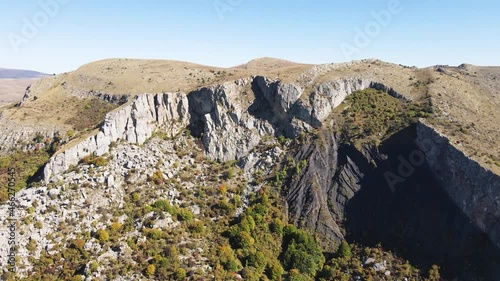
[337,241,352,258]
[96,229,109,243]
[282,227,325,277]
[174,268,187,280]
[153,199,174,214]
[176,208,194,222]
[145,264,155,277]
[218,245,242,272]
[267,260,285,280]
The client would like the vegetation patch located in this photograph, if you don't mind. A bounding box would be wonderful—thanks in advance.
[80,154,110,167]
[65,98,118,132]
[330,88,433,146]
[0,149,50,202]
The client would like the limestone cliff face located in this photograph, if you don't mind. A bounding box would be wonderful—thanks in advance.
[43,93,189,179]
[42,76,406,179]
[416,121,500,249]
[187,78,275,162]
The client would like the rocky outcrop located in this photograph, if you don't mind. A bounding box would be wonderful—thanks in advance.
[188,78,275,162]
[15,85,32,107]
[285,131,369,251]
[42,76,407,179]
[254,76,303,118]
[0,123,60,156]
[43,93,189,180]
[416,121,500,249]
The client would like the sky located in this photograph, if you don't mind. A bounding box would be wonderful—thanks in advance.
[0,0,499,74]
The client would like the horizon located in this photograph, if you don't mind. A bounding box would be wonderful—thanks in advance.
[1,0,499,74]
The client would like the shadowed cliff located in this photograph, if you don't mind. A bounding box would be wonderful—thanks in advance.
[286,125,500,280]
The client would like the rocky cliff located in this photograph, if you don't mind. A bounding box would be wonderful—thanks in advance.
[416,121,500,249]
[44,76,403,178]
[43,93,190,179]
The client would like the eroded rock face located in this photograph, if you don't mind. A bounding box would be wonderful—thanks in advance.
[41,76,407,180]
[285,131,372,251]
[416,121,500,249]
[43,93,189,179]
[254,76,303,118]
[187,79,275,162]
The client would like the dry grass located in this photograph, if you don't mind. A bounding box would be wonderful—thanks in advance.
[425,65,500,174]
[65,98,119,131]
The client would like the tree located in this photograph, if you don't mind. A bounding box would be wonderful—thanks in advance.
[337,241,352,259]
[281,228,325,278]
[218,245,242,272]
[267,260,284,280]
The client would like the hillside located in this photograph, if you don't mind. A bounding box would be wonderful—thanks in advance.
[0,58,499,281]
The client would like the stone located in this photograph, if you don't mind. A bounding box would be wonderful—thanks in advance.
[107,175,115,188]
[364,258,376,265]
[373,261,386,272]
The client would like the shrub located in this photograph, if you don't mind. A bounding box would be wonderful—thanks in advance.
[188,220,205,234]
[72,239,85,250]
[89,261,99,272]
[241,266,260,281]
[174,268,187,280]
[337,241,352,259]
[277,135,287,144]
[131,192,141,202]
[80,154,109,167]
[145,264,156,277]
[153,199,174,214]
[144,228,163,240]
[177,208,194,222]
[427,264,441,281]
[96,229,109,243]
[225,168,234,180]
[110,222,122,232]
[236,231,255,249]
[288,269,311,281]
[218,245,242,272]
[267,260,285,280]
[218,184,227,195]
[27,239,37,251]
[270,219,284,236]
[150,170,164,185]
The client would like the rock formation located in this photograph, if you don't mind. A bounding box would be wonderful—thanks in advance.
[43,93,189,179]
[416,121,500,249]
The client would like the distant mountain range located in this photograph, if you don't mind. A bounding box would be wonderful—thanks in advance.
[0,68,49,79]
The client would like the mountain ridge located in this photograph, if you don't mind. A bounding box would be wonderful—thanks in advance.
[0,58,499,280]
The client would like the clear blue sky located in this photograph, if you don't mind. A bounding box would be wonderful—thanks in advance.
[0,0,499,74]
